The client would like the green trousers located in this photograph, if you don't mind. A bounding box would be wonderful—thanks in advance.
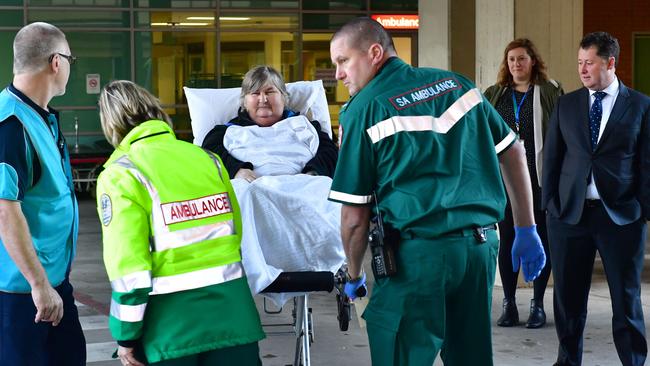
[362,231,499,366]
[149,342,262,366]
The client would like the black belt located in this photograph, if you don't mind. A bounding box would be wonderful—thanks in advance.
[585,199,602,208]
[443,224,497,243]
[403,224,497,243]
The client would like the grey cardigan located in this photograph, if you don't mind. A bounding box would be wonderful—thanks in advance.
[484,79,564,186]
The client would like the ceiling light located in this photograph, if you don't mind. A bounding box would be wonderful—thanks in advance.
[187,16,215,20]
[219,17,251,21]
[150,22,209,26]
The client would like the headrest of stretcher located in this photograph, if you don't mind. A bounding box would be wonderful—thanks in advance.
[184,79,332,146]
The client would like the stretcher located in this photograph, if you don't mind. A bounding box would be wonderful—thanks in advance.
[185,80,349,366]
[261,270,353,366]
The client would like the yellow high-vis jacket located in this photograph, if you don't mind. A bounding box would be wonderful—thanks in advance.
[96,120,264,363]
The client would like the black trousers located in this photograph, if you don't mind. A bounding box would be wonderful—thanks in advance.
[0,278,86,366]
[498,204,552,301]
[547,203,647,366]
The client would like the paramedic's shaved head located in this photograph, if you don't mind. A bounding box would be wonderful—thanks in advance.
[13,22,68,74]
[330,17,396,96]
[331,17,396,55]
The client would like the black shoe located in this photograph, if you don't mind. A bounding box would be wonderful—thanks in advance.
[496,297,519,327]
[525,299,546,328]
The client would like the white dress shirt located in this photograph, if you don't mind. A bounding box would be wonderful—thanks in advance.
[586,78,619,200]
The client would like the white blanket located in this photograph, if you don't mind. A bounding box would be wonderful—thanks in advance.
[224,115,319,177]
[225,117,345,306]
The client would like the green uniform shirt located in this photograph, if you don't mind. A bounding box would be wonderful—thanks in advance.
[329,58,516,239]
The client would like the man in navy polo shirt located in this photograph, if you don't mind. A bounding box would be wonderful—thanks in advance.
[0,22,85,365]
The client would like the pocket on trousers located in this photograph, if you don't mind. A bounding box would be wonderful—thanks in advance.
[362,307,402,366]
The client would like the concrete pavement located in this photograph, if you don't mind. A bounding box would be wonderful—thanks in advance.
[71,196,650,365]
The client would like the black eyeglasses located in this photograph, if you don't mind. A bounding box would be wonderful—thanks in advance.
[48,52,76,65]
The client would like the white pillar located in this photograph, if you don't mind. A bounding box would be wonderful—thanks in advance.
[515,0,583,91]
[475,0,514,90]
[418,0,450,69]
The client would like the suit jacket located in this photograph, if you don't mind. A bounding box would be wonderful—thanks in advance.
[542,80,650,225]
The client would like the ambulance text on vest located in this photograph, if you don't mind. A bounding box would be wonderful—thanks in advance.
[390,78,461,110]
[161,193,232,225]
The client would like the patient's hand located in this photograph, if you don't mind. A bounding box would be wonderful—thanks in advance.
[235,168,257,183]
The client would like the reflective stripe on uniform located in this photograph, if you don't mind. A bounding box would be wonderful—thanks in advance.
[366,88,484,144]
[110,299,147,322]
[495,130,517,154]
[112,156,234,252]
[328,190,373,205]
[155,220,234,252]
[111,270,152,293]
[150,261,244,295]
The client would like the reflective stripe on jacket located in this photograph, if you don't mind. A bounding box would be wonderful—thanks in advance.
[97,121,263,359]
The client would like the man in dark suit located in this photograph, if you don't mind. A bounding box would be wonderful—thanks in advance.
[542,31,650,366]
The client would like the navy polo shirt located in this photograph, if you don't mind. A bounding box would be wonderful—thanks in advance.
[0,84,62,201]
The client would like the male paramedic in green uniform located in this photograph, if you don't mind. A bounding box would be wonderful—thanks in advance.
[329,18,546,365]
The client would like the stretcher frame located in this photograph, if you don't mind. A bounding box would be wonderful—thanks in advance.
[260,270,352,366]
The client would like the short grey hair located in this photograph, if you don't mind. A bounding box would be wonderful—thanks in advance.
[331,17,396,54]
[98,80,172,147]
[13,22,68,75]
[239,66,289,109]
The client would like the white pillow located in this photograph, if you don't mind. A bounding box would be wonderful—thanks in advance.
[185,79,332,146]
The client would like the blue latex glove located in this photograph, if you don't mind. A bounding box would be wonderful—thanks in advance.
[511,225,546,282]
[344,272,367,301]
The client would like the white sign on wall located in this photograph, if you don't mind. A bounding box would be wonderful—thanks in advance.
[86,74,100,94]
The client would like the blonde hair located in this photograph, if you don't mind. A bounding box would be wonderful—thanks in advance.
[98,80,172,147]
[13,22,68,74]
[239,65,289,109]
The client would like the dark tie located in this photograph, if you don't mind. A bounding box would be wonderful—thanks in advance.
[589,91,607,150]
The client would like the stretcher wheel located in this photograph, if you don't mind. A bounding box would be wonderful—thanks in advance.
[337,293,351,331]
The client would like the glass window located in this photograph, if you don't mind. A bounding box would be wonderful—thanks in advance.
[302,35,335,85]
[634,35,650,97]
[135,30,216,138]
[302,33,342,129]
[220,0,298,9]
[218,14,298,30]
[221,31,298,88]
[59,31,131,106]
[60,109,112,152]
[27,10,130,28]
[29,0,129,5]
[54,31,131,139]
[136,11,216,29]
[0,10,22,28]
[134,0,217,7]
[303,0,366,11]
[302,13,358,31]
[370,0,418,11]
[0,32,15,88]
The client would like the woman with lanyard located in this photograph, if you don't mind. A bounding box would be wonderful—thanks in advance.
[485,38,564,329]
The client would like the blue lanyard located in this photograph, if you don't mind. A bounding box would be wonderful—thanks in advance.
[511,86,531,133]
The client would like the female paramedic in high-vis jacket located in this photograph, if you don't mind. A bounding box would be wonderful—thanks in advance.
[95,80,265,366]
